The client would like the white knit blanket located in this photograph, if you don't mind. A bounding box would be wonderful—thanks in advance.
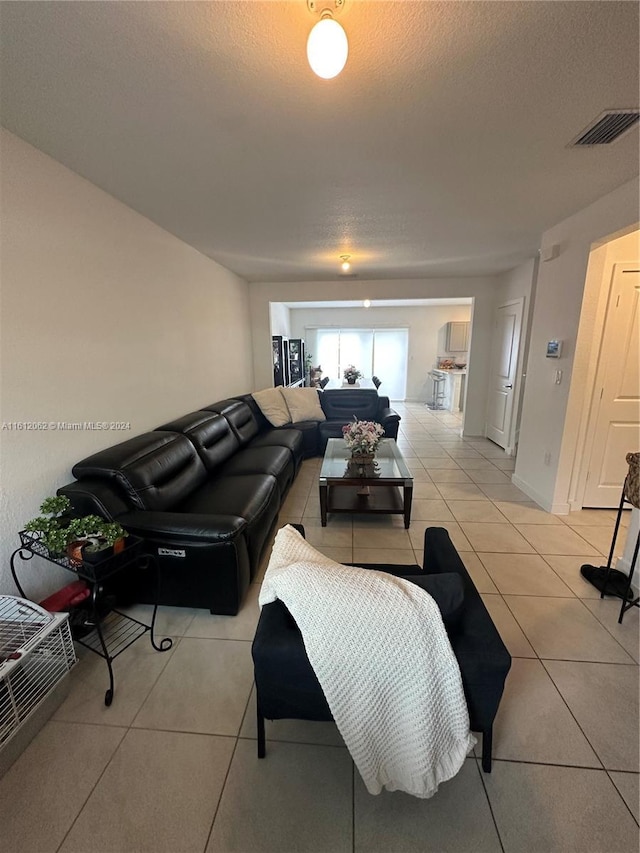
[259,525,476,798]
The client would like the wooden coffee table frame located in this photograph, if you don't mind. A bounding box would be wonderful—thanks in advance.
[319,439,413,528]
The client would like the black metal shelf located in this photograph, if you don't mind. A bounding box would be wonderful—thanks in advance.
[10,532,172,706]
[18,530,146,582]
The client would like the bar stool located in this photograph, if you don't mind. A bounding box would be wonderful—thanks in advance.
[427,371,446,410]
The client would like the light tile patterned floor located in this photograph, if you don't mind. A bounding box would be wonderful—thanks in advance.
[1,403,638,852]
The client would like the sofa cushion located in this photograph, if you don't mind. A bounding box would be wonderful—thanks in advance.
[248,428,304,461]
[235,392,317,460]
[404,573,465,631]
[318,421,352,446]
[71,432,207,512]
[204,399,260,446]
[252,388,291,427]
[320,388,380,422]
[220,446,294,498]
[281,388,326,423]
[181,474,280,573]
[157,411,242,473]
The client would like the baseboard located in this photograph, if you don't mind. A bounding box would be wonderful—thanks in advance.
[510,474,570,514]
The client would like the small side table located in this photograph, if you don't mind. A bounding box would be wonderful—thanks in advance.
[10,532,173,706]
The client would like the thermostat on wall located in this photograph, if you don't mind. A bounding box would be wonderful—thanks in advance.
[546,340,563,358]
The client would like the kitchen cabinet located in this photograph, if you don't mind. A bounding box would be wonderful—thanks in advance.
[446,322,470,352]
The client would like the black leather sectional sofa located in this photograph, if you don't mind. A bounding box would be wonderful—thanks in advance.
[239,389,399,457]
[58,389,400,615]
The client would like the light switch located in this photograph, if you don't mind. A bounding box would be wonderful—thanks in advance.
[554,369,563,385]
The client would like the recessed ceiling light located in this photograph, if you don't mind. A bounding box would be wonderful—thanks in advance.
[363,299,371,308]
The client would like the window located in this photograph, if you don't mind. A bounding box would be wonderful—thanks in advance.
[315,329,408,399]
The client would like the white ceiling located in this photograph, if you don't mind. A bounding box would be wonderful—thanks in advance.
[1,1,638,283]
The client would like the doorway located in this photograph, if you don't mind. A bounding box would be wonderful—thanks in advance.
[582,264,640,507]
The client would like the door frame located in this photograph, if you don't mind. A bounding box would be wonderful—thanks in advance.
[485,297,525,455]
[562,225,639,512]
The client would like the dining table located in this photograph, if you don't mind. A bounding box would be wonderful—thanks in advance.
[324,378,378,390]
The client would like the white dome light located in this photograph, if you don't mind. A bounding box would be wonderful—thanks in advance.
[307,17,348,79]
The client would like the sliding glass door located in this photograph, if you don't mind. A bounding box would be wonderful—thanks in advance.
[371,329,408,400]
[315,328,408,399]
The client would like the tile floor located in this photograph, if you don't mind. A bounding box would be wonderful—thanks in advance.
[1,402,638,852]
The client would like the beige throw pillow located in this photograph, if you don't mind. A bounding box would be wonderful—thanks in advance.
[281,387,326,423]
[252,387,291,427]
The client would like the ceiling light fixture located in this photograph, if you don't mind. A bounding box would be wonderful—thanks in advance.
[307,0,348,80]
[340,254,351,272]
[363,299,371,308]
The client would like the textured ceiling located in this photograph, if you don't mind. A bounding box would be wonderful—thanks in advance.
[1,1,638,282]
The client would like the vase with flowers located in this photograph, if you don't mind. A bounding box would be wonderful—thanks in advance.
[343,365,362,385]
[342,417,385,461]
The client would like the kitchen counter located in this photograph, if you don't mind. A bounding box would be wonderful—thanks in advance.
[431,369,467,412]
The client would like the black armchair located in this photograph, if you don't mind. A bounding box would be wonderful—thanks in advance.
[251,526,511,772]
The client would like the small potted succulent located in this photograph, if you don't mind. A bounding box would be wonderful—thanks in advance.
[24,496,128,563]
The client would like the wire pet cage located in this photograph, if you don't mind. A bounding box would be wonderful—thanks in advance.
[0,596,76,749]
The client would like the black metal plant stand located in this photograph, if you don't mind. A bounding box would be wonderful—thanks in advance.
[580,453,639,625]
[10,532,172,706]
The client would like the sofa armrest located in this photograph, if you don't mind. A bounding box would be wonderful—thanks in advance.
[58,478,131,520]
[116,510,247,543]
[379,406,400,424]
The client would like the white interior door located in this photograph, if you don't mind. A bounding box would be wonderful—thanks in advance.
[583,266,640,507]
[486,299,523,451]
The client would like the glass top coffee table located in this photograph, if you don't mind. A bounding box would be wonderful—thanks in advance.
[319,438,413,528]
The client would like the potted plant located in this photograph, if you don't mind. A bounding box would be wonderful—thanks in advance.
[66,516,128,563]
[343,365,362,385]
[24,496,128,563]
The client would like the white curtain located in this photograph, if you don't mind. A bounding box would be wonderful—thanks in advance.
[315,328,408,399]
[316,331,340,384]
[373,329,408,400]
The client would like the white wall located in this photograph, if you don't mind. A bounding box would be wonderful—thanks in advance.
[0,130,254,599]
[249,277,501,436]
[269,302,290,337]
[513,177,640,512]
[288,304,471,400]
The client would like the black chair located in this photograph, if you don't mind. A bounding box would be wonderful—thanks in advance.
[252,525,512,772]
[371,375,382,389]
[319,376,330,389]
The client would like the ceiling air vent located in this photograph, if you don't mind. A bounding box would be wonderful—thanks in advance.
[570,110,639,146]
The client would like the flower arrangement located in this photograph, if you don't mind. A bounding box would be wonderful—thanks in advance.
[343,365,362,383]
[342,417,385,457]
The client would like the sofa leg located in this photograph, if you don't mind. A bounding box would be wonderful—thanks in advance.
[481,727,493,773]
[257,706,266,759]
